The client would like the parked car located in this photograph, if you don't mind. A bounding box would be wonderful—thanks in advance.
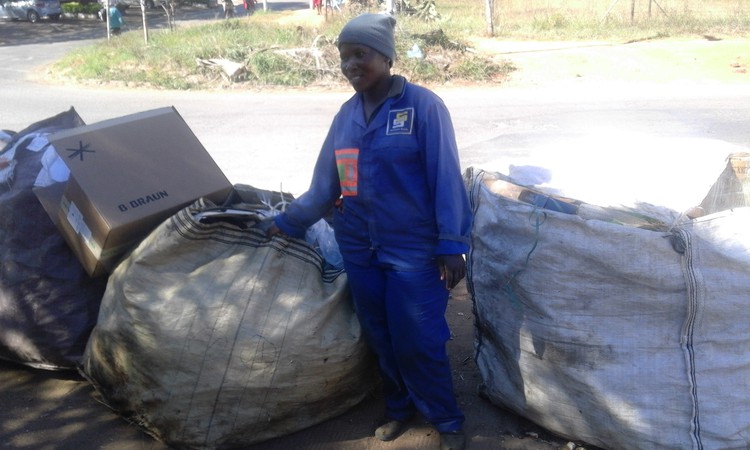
[0,0,62,22]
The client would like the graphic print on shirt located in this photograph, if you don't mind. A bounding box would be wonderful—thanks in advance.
[386,108,415,135]
[335,148,359,196]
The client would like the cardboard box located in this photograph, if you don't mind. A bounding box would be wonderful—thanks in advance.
[34,106,233,277]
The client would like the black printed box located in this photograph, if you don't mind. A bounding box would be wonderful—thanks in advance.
[34,107,233,277]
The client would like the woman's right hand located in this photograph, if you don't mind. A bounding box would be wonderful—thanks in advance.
[266,223,283,238]
[254,217,283,238]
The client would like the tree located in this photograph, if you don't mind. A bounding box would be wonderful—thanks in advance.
[160,0,177,31]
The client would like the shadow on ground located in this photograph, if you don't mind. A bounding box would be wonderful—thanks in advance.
[0,281,577,450]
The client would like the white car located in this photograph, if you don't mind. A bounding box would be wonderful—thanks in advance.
[0,0,62,22]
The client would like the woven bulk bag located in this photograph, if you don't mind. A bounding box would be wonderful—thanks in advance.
[466,167,750,450]
[82,197,376,449]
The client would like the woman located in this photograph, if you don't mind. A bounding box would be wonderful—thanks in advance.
[108,3,125,35]
[267,13,471,450]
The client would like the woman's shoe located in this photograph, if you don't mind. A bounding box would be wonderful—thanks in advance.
[374,419,404,441]
[439,429,466,450]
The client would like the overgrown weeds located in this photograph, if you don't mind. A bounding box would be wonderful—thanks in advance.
[52,8,515,90]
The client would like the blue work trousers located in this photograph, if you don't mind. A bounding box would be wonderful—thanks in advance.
[343,257,465,433]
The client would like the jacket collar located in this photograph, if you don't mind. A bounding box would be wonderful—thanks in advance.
[353,75,407,129]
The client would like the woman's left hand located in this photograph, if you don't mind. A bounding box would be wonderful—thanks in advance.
[436,254,466,290]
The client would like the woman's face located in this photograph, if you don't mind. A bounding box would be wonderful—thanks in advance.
[339,43,391,93]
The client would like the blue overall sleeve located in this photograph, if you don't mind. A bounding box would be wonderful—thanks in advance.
[420,97,472,255]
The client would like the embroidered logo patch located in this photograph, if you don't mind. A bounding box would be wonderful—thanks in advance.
[335,148,359,197]
[387,108,414,135]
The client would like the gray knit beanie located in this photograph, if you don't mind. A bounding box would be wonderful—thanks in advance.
[338,13,397,63]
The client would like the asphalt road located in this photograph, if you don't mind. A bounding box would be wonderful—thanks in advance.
[2,13,750,195]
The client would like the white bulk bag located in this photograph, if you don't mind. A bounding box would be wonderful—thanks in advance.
[466,167,750,450]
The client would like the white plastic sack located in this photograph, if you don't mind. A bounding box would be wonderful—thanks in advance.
[81,198,377,449]
[466,167,750,450]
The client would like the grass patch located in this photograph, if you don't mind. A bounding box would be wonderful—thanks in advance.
[436,0,750,40]
[51,0,749,90]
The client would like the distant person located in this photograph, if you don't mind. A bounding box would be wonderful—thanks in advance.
[265,12,471,450]
[243,0,255,14]
[108,4,125,35]
[223,0,235,18]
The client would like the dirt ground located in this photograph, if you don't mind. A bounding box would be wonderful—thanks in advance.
[0,280,576,450]
[471,36,748,88]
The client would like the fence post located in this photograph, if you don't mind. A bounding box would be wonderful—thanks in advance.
[484,0,494,36]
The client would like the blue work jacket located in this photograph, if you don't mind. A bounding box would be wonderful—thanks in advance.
[275,76,472,270]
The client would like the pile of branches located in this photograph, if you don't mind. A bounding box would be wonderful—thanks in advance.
[194,26,503,88]
[269,34,343,83]
[196,34,345,86]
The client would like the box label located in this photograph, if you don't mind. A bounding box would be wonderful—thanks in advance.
[62,198,102,259]
[118,190,170,212]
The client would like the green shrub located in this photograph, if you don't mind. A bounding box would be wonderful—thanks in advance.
[61,2,101,14]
